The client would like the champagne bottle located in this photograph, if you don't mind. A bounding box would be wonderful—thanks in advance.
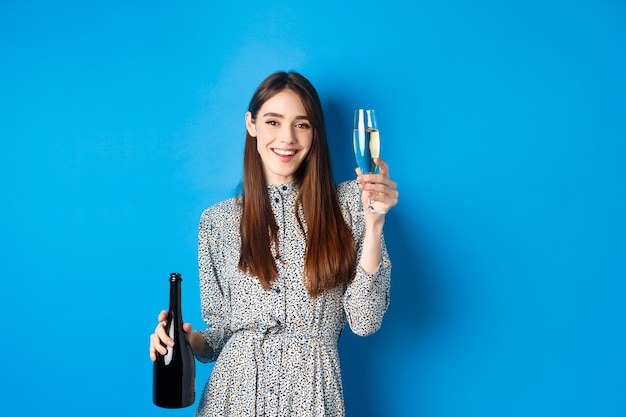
[153,272,196,408]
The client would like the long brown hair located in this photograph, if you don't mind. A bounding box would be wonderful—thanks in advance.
[238,71,356,297]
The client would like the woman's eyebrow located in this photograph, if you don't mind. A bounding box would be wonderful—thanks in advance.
[262,112,308,120]
[262,112,283,118]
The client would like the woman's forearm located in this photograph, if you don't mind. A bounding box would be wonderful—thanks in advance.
[359,215,385,274]
[189,330,214,356]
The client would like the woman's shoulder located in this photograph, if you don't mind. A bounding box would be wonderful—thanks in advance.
[335,179,363,220]
[200,196,242,223]
[336,179,360,202]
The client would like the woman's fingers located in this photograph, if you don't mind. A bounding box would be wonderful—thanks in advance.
[149,311,173,361]
[356,158,391,185]
[356,158,399,211]
[157,310,168,322]
[149,309,196,362]
[374,158,389,176]
[150,332,167,361]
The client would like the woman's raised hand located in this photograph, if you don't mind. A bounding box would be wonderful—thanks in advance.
[356,158,399,215]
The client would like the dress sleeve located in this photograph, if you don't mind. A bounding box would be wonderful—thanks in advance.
[195,207,232,363]
[343,239,392,336]
[340,181,392,336]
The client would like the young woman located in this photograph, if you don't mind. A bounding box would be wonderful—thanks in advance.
[149,71,399,416]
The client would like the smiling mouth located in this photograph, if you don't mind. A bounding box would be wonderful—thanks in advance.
[273,149,297,156]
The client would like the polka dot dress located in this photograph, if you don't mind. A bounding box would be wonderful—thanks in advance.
[194,180,392,417]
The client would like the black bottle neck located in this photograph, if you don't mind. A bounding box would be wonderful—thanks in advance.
[168,272,182,318]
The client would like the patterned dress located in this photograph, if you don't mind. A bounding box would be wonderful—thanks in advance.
[194,180,392,417]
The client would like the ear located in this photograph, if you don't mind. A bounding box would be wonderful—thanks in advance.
[245,111,257,137]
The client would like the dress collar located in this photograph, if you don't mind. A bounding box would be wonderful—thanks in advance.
[266,182,297,195]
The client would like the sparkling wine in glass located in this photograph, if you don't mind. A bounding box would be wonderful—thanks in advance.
[353,108,384,214]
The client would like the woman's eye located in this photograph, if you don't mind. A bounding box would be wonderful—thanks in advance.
[266,120,278,126]
[296,123,311,129]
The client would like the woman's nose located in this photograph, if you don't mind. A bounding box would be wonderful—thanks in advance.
[277,126,296,143]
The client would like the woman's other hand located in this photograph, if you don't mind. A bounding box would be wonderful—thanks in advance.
[149,310,193,361]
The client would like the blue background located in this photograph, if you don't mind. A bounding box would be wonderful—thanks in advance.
[2,1,625,416]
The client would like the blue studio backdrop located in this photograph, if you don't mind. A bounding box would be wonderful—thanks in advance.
[1,1,625,416]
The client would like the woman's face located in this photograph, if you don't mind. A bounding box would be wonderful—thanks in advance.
[246,89,313,185]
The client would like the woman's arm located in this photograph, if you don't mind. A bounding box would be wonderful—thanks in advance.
[343,158,398,336]
[357,157,398,274]
[194,206,233,363]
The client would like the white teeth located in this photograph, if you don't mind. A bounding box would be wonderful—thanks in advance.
[274,149,296,156]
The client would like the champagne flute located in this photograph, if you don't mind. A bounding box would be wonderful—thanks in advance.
[353,108,385,215]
